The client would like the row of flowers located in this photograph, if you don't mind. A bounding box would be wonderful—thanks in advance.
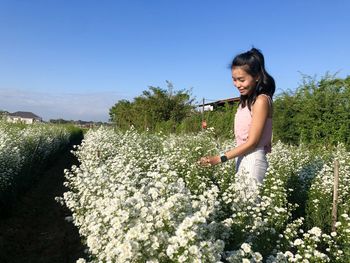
[62,127,350,262]
[0,121,77,208]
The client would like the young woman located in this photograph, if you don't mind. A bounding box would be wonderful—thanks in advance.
[200,48,275,184]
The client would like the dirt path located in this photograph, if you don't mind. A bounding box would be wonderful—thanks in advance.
[0,150,85,263]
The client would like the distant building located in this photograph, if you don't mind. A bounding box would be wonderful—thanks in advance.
[197,97,240,111]
[7,111,42,124]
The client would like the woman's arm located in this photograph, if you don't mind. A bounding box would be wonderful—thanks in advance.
[200,95,270,166]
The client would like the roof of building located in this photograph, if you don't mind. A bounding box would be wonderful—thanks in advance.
[8,111,42,119]
[198,97,240,107]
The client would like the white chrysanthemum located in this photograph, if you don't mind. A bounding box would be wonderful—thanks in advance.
[293,238,303,246]
[59,128,350,262]
[241,243,251,254]
[309,227,322,237]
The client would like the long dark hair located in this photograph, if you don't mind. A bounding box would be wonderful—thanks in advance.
[231,48,275,110]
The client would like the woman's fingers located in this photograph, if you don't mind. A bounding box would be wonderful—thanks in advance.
[198,156,212,167]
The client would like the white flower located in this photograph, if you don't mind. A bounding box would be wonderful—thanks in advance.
[57,127,350,262]
[309,227,322,237]
[241,243,251,254]
[293,239,303,246]
[253,252,263,261]
[189,245,199,255]
[284,251,294,258]
[335,222,342,227]
[166,246,175,258]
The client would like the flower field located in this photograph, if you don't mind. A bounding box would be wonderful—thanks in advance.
[0,121,81,211]
[63,127,350,262]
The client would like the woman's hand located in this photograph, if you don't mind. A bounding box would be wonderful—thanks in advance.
[198,156,220,167]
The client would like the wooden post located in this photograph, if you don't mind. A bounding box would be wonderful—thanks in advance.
[202,98,205,130]
[332,159,340,232]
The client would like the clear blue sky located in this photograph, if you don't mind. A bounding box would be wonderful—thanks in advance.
[0,0,349,121]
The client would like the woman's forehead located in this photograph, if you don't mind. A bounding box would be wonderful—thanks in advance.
[232,66,249,77]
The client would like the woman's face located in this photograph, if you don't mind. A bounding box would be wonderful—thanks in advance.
[232,67,258,96]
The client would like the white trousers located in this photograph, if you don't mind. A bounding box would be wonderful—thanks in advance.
[235,147,268,184]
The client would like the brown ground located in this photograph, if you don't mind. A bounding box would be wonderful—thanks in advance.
[0,150,86,263]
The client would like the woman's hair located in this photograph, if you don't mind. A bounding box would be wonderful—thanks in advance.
[231,47,275,109]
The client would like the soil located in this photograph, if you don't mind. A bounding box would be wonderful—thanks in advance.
[0,150,86,263]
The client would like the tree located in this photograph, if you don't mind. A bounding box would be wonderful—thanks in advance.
[273,74,350,148]
[109,81,195,132]
[0,110,9,120]
[109,100,134,130]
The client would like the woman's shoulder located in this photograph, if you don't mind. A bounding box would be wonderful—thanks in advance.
[257,93,272,101]
[255,94,272,106]
[252,94,273,117]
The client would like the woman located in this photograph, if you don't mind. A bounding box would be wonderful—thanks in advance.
[200,47,275,184]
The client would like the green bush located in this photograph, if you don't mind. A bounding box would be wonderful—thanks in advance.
[273,74,350,149]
